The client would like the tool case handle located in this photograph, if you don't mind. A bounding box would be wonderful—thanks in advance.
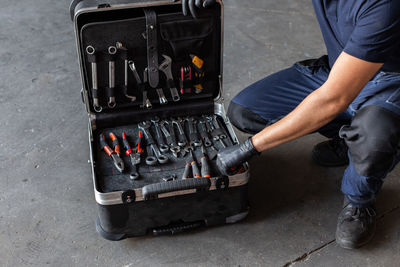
[142,178,211,200]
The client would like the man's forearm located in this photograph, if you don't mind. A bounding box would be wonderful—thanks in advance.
[251,52,383,152]
[251,87,346,151]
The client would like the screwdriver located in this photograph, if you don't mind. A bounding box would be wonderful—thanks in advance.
[182,160,191,180]
[190,150,201,178]
[200,143,211,178]
[136,130,145,154]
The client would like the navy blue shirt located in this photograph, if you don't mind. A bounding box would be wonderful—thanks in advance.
[313,0,400,72]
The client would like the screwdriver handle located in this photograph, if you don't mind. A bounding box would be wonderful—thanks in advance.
[182,161,191,179]
[122,132,132,156]
[201,156,211,178]
[191,161,201,178]
[191,159,201,178]
[136,130,144,154]
[99,133,113,156]
[109,132,120,154]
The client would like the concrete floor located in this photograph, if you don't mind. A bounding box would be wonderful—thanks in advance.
[1,0,399,266]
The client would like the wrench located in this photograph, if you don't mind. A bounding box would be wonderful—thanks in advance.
[151,116,169,153]
[86,46,102,112]
[197,119,212,147]
[202,116,223,153]
[108,46,117,108]
[185,117,201,147]
[211,115,227,139]
[138,121,168,165]
[116,42,136,102]
[212,115,234,146]
[128,60,142,84]
[204,116,219,141]
[141,68,152,109]
[159,55,180,102]
[171,118,192,152]
[208,115,228,148]
[156,88,168,105]
[160,120,183,158]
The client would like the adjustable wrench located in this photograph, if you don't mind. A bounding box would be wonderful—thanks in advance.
[138,121,168,165]
[86,46,102,112]
[108,46,117,108]
[159,55,180,102]
[186,117,201,147]
[151,116,169,153]
[171,118,192,152]
[160,120,182,158]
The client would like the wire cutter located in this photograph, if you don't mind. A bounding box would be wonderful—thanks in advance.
[122,131,144,180]
[99,132,125,173]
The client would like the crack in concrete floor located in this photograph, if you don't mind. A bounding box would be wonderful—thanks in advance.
[282,204,400,267]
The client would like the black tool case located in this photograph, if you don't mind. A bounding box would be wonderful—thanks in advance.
[70,0,249,240]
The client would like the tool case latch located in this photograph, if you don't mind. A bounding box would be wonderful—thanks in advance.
[215,175,229,190]
[97,3,111,9]
[121,190,136,204]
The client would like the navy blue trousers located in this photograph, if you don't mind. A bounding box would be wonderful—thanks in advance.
[229,56,400,206]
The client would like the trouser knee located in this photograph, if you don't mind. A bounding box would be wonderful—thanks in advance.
[227,101,268,134]
[339,106,400,178]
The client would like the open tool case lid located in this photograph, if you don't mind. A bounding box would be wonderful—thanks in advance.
[71,0,224,123]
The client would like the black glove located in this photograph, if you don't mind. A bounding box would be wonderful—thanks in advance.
[216,137,260,176]
[180,0,216,18]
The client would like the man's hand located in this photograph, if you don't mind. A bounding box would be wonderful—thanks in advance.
[217,137,260,176]
[180,0,215,18]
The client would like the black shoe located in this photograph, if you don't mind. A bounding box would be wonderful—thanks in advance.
[312,138,348,167]
[336,198,377,249]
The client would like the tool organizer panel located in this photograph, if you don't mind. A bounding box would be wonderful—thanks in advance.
[95,115,238,193]
[71,0,250,240]
[80,5,221,112]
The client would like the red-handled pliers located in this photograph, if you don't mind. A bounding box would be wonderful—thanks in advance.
[122,130,144,180]
[99,132,125,173]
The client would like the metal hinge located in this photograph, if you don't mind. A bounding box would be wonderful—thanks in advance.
[89,114,97,130]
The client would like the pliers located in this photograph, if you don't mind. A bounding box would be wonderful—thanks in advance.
[99,132,125,173]
[122,131,144,180]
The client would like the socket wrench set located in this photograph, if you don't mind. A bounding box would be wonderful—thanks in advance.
[71,0,249,240]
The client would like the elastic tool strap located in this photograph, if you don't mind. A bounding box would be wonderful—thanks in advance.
[143,8,159,88]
